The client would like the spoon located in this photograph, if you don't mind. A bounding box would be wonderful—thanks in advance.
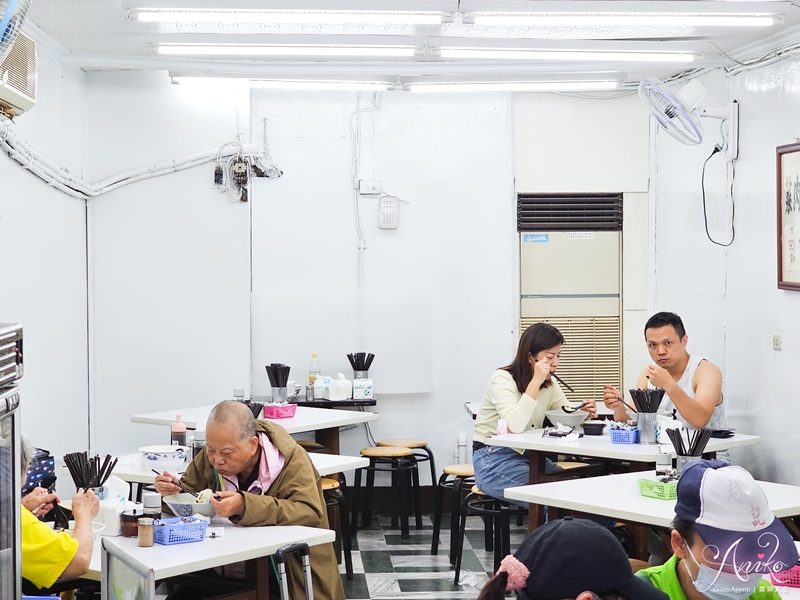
[562,401,589,413]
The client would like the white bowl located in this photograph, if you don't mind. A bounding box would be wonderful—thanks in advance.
[545,409,590,428]
[47,520,105,539]
[163,492,216,518]
[139,445,189,473]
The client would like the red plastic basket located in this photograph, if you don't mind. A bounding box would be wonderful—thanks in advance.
[262,403,297,419]
[770,566,800,588]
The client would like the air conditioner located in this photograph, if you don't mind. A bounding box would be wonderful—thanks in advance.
[0,30,36,120]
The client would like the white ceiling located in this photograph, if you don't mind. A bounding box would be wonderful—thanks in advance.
[23,0,800,88]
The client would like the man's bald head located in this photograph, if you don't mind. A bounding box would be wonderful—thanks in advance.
[207,400,257,443]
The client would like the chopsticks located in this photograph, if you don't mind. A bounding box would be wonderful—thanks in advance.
[244,400,264,418]
[551,373,574,393]
[63,452,118,490]
[665,427,712,456]
[150,469,199,498]
[265,363,290,387]
[628,387,666,413]
[347,352,375,371]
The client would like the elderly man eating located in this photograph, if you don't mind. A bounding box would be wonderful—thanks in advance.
[154,400,344,600]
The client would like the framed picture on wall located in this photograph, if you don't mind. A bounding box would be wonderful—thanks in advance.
[777,142,800,290]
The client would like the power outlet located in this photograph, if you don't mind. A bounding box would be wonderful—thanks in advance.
[772,334,782,351]
[358,180,382,195]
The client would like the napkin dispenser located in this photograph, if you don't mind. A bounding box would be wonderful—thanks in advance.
[95,475,133,536]
[314,375,332,400]
[353,378,373,399]
[329,373,352,401]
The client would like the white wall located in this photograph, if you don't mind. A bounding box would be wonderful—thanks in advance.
[651,62,800,483]
[0,49,89,462]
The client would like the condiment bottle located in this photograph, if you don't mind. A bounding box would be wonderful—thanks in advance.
[120,509,141,538]
[171,414,186,446]
[308,352,320,385]
[142,492,161,518]
[138,518,154,547]
[192,429,206,460]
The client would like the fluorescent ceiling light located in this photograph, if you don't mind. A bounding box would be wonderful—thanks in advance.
[472,13,778,27]
[250,80,393,91]
[157,45,416,58]
[134,10,442,25]
[407,80,619,92]
[440,48,697,63]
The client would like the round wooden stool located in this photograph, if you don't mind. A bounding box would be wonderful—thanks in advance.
[321,478,353,579]
[352,446,420,539]
[376,438,437,489]
[452,485,525,585]
[431,464,475,561]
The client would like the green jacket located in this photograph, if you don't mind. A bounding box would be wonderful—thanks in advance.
[637,554,781,600]
[180,420,345,600]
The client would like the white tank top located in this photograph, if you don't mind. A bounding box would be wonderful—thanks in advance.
[651,354,726,431]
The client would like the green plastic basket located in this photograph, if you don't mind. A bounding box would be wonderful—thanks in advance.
[637,478,678,500]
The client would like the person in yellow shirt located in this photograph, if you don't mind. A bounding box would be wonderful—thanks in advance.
[20,436,100,590]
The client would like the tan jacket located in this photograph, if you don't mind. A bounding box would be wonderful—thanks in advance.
[181,420,345,600]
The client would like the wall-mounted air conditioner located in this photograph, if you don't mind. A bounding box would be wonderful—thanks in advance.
[0,31,36,120]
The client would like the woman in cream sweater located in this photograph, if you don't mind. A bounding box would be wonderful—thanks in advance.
[472,323,596,505]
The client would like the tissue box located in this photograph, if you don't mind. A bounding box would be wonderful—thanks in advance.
[353,378,373,399]
[330,375,352,401]
[314,376,332,400]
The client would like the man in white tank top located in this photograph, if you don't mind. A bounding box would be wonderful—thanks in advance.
[603,312,725,430]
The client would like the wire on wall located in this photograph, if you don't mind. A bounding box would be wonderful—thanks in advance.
[350,92,379,288]
[700,145,736,247]
[0,120,280,201]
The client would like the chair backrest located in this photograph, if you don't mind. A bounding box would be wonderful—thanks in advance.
[100,537,156,600]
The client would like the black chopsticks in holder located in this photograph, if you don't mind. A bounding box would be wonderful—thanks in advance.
[347,352,375,371]
[666,427,712,456]
[265,363,290,387]
[628,387,666,413]
[64,451,118,490]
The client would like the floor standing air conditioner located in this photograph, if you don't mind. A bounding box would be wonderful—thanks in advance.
[518,194,622,399]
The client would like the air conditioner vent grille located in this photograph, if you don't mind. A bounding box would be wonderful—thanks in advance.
[0,30,36,100]
[520,316,621,401]
[518,193,622,232]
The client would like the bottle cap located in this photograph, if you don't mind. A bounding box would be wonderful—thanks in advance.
[142,492,162,509]
[312,352,317,357]
[194,429,206,442]
[137,517,154,526]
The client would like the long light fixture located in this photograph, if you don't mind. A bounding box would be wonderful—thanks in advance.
[157,45,416,58]
[133,10,443,25]
[250,80,393,91]
[472,13,779,27]
[440,48,697,63]
[406,80,619,92]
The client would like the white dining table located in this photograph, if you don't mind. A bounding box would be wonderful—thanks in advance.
[131,404,378,454]
[484,428,761,528]
[504,471,800,561]
[465,400,615,420]
[91,517,335,600]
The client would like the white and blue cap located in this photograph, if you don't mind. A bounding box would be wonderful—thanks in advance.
[676,460,798,573]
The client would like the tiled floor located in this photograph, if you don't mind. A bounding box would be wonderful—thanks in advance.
[339,513,530,600]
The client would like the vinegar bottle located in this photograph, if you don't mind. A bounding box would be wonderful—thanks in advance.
[308,352,321,385]
[171,414,187,446]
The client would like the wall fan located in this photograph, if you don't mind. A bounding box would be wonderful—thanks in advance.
[0,0,32,64]
[638,78,739,162]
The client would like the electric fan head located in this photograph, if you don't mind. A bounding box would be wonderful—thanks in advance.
[638,78,706,146]
[0,0,33,64]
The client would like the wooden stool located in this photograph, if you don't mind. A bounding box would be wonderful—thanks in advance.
[431,464,475,563]
[453,485,525,584]
[377,438,437,489]
[352,446,420,539]
[321,477,354,580]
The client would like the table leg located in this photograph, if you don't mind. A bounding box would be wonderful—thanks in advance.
[527,451,545,531]
[243,556,270,600]
[315,427,340,455]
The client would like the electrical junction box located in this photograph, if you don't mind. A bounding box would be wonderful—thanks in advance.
[359,180,382,195]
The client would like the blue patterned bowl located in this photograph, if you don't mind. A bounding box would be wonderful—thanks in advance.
[139,445,189,473]
[164,493,216,518]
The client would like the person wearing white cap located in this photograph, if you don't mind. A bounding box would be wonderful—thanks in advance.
[637,460,798,600]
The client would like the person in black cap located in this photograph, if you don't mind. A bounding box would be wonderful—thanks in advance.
[477,517,668,600]
[637,460,797,600]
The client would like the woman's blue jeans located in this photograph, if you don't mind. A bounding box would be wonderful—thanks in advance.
[472,445,563,508]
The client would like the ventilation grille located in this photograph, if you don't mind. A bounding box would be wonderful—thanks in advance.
[0,30,36,101]
[518,193,622,232]
[520,316,620,401]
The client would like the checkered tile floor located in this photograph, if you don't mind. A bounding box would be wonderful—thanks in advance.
[339,513,530,599]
